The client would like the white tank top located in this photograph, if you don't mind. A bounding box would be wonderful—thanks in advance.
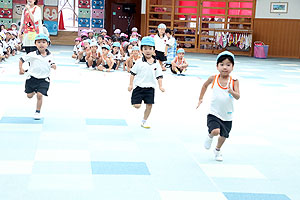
[209,74,235,121]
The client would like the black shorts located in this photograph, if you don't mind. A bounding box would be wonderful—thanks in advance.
[155,50,167,61]
[104,63,117,70]
[171,66,183,74]
[207,114,232,138]
[25,76,50,96]
[80,56,86,62]
[131,86,155,105]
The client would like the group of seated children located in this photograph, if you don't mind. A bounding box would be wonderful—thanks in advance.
[72,27,188,75]
[72,27,142,72]
[0,23,22,62]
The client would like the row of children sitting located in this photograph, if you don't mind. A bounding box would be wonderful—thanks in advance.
[72,27,142,72]
[72,27,188,75]
[0,23,22,62]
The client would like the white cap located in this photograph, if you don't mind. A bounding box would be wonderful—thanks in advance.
[114,29,121,34]
[101,29,107,33]
[131,27,138,32]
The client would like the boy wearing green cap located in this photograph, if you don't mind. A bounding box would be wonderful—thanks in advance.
[128,36,165,128]
[196,51,240,161]
[19,33,56,120]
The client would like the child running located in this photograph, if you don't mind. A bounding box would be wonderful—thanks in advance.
[196,51,240,161]
[128,36,165,128]
[19,33,56,120]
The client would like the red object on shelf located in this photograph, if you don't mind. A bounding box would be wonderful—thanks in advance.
[58,11,65,30]
[178,1,197,18]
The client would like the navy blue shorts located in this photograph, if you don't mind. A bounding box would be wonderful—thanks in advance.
[207,114,232,138]
[25,76,50,96]
[131,86,155,105]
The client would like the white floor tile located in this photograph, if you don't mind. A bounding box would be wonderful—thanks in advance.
[159,191,227,200]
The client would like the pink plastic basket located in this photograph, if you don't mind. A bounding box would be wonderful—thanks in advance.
[254,41,269,59]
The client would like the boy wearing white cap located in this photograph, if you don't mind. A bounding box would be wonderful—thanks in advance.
[19,33,56,120]
[196,51,240,161]
[86,41,100,69]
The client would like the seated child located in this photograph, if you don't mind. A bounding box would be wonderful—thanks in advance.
[126,46,141,72]
[111,42,122,70]
[86,42,100,69]
[72,37,82,60]
[97,45,116,72]
[171,48,188,75]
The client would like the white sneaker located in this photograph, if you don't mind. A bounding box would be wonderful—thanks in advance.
[141,122,150,129]
[33,112,41,120]
[204,135,213,149]
[214,149,223,161]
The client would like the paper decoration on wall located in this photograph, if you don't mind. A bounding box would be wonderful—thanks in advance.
[78,8,90,18]
[92,28,101,33]
[78,27,86,36]
[13,4,24,18]
[44,0,58,6]
[0,18,12,27]
[12,18,21,26]
[92,0,104,9]
[91,18,103,28]
[0,8,13,18]
[44,20,57,35]
[78,0,90,9]
[12,0,26,4]
[43,6,57,21]
[91,9,103,18]
[78,18,90,27]
[0,0,13,9]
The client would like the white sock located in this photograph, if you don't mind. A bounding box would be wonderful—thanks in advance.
[142,119,146,124]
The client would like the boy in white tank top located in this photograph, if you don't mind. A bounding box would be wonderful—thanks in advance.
[196,51,240,161]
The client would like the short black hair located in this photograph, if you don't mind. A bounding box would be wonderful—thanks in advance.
[217,55,234,65]
[165,28,172,34]
[34,0,38,5]
[97,35,104,39]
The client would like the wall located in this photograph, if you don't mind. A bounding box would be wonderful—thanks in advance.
[254,0,300,58]
[255,0,300,19]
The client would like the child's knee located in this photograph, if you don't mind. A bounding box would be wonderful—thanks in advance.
[36,92,43,100]
[133,104,141,109]
[210,128,220,136]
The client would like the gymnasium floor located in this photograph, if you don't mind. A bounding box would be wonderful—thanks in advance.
[0,45,299,200]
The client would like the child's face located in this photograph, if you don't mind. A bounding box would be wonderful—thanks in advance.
[88,33,93,37]
[142,46,154,59]
[11,25,17,30]
[35,39,48,51]
[217,58,234,76]
[91,46,98,51]
[107,39,112,45]
[158,28,165,35]
[102,48,109,55]
[97,37,103,43]
[84,42,90,49]
[101,32,106,36]
[177,52,184,59]
[132,50,139,56]
[112,46,119,53]
[75,40,80,45]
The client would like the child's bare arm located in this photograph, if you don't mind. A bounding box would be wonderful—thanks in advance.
[128,74,135,91]
[196,75,214,108]
[228,79,240,100]
[157,77,165,92]
[19,59,25,75]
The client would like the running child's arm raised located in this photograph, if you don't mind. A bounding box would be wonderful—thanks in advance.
[196,75,215,108]
[228,79,240,100]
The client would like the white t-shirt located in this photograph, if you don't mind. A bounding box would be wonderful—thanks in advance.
[20,49,55,79]
[131,57,163,88]
[166,36,175,48]
[154,34,167,52]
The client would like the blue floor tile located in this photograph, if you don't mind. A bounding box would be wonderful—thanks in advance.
[0,117,43,124]
[91,161,150,175]
[224,192,291,200]
[86,119,128,126]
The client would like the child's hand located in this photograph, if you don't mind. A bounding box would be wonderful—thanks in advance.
[19,68,25,75]
[159,87,165,92]
[51,64,57,70]
[128,85,133,92]
[196,99,203,109]
[227,86,233,94]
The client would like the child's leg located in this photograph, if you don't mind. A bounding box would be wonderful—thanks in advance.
[72,54,77,59]
[216,136,226,150]
[159,60,167,71]
[143,104,152,121]
[36,92,43,111]
[27,92,35,99]
[133,104,141,109]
